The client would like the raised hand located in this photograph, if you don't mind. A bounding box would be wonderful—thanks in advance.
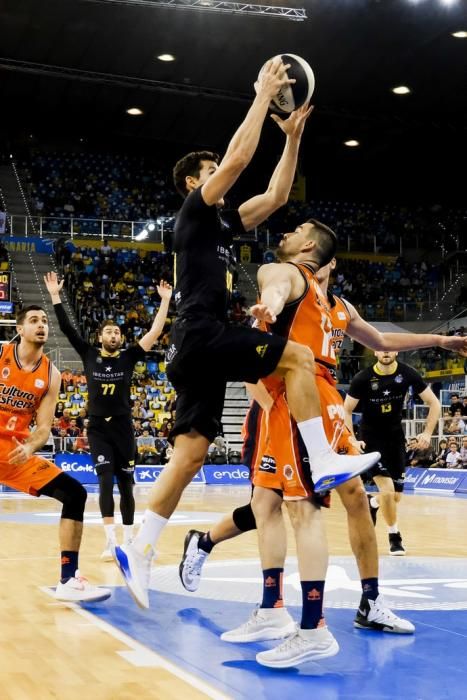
[255,58,296,101]
[44,271,64,299]
[157,279,173,301]
[271,102,314,140]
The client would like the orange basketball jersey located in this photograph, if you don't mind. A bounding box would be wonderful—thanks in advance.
[329,294,351,357]
[0,344,52,439]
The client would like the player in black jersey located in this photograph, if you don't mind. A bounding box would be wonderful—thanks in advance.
[345,351,440,555]
[44,271,172,559]
[113,60,381,610]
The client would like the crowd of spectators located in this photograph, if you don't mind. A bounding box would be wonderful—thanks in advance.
[24,151,178,223]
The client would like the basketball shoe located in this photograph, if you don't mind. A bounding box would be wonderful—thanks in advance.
[256,624,339,669]
[354,594,415,633]
[311,450,381,493]
[221,607,296,643]
[55,570,111,603]
[389,532,406,556]
[113,542,153,609]
[179,530,209,592]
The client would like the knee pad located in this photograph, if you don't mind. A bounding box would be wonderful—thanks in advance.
[40,472,87,522]
[232,502,257,532]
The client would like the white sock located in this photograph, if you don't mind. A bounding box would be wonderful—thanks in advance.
[388,524,399,534]
[133,509,168,556]
[104,524,116,544]
[296,417,331,456]
[370,497,379,509]
[123,524,134,544]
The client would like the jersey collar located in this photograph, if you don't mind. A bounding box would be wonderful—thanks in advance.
[373,361,398,376]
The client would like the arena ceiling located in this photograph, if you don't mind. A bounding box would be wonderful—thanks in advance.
[1,0,466,203]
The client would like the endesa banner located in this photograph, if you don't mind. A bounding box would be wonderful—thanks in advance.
[203,465,250,485]
[54,452,98,484]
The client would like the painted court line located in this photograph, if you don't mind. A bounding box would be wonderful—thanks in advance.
[40,586,230,700]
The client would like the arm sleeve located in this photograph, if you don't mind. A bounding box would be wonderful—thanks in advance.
[53,303,89,356]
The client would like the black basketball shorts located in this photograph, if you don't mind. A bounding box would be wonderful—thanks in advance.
[166,318,287,443]
[362,428,406,492]
[87,414,137,478]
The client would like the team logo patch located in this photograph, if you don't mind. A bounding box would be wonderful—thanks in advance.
[166,344,177,363]
[337,311,347,320]
[34,378,45,388]
[259,455,276,473]
[256,344,268,358]
[1,367,10,379]
[371,382,379,391]
[97,455,105,463]
[283,464,294,480]
[96,356,103,364]
[395,374,404,383]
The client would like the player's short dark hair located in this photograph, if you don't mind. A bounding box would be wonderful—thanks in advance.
[16,305,47,325]
[173,150,220,197]
[98,319,121,334]
[305,219,338,266]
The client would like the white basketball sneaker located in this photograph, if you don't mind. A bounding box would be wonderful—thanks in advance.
[100,542,115,562]
[256,625,339,669]
[113,542,153,609]
[311,450,381,493]
[55,570,111,603]
[354,595,415,634]
[221,607,296,643]
[179,530,209,592]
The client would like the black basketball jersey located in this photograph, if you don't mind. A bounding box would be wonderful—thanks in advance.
[54,303,145,416]
[348,361,427,433]
[173,187,244,322]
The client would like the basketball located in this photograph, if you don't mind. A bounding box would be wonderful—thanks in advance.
[258,53,315,113]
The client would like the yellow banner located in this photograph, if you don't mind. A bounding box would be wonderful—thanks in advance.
[423,367,465,378]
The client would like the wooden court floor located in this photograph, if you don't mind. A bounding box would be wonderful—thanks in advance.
[0,484,466,700]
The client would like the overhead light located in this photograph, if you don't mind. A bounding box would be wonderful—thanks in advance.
[440,0,458,5]
[157,54,175,62]
[344,140,360,148]
[392,85,411,95]
[147,222,156,232]
[126,107,144,116]
[135,229,148,241]
[452,31,467,38]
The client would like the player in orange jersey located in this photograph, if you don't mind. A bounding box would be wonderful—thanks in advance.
[0,305,110,603]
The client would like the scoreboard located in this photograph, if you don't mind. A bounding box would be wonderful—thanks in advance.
[0,272,11,301]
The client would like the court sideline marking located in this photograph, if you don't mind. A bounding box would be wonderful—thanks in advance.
[40,586,231,700]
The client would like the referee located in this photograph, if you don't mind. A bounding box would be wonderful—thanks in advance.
[344,350,440,555]
[45,271,172,559]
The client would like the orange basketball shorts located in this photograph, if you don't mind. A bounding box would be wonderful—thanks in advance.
[0,436,62,496]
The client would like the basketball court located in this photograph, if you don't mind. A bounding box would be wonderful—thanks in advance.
[1,483,466,699]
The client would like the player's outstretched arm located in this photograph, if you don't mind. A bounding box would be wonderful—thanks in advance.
[8,367,61,465]
[249,263,294,324]
[44,272,88,355]
[139,280,173,351]
[201,59,294,207]
[345,300,467,355]
[239,103,313,231]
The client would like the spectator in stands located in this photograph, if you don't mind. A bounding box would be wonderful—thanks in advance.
[61,368,73,392]
[445,410,466,435]
[445,443,462,469]
[405,438,419,464]
[67,419,81,439]
[461,397,467,417]
[409,438,434,468]
[75,428,90,452]
[459,436,467,469]
[55,401,65,418]
[137,429,157,460]
[430,439,449,468]
[448,394,462,416]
